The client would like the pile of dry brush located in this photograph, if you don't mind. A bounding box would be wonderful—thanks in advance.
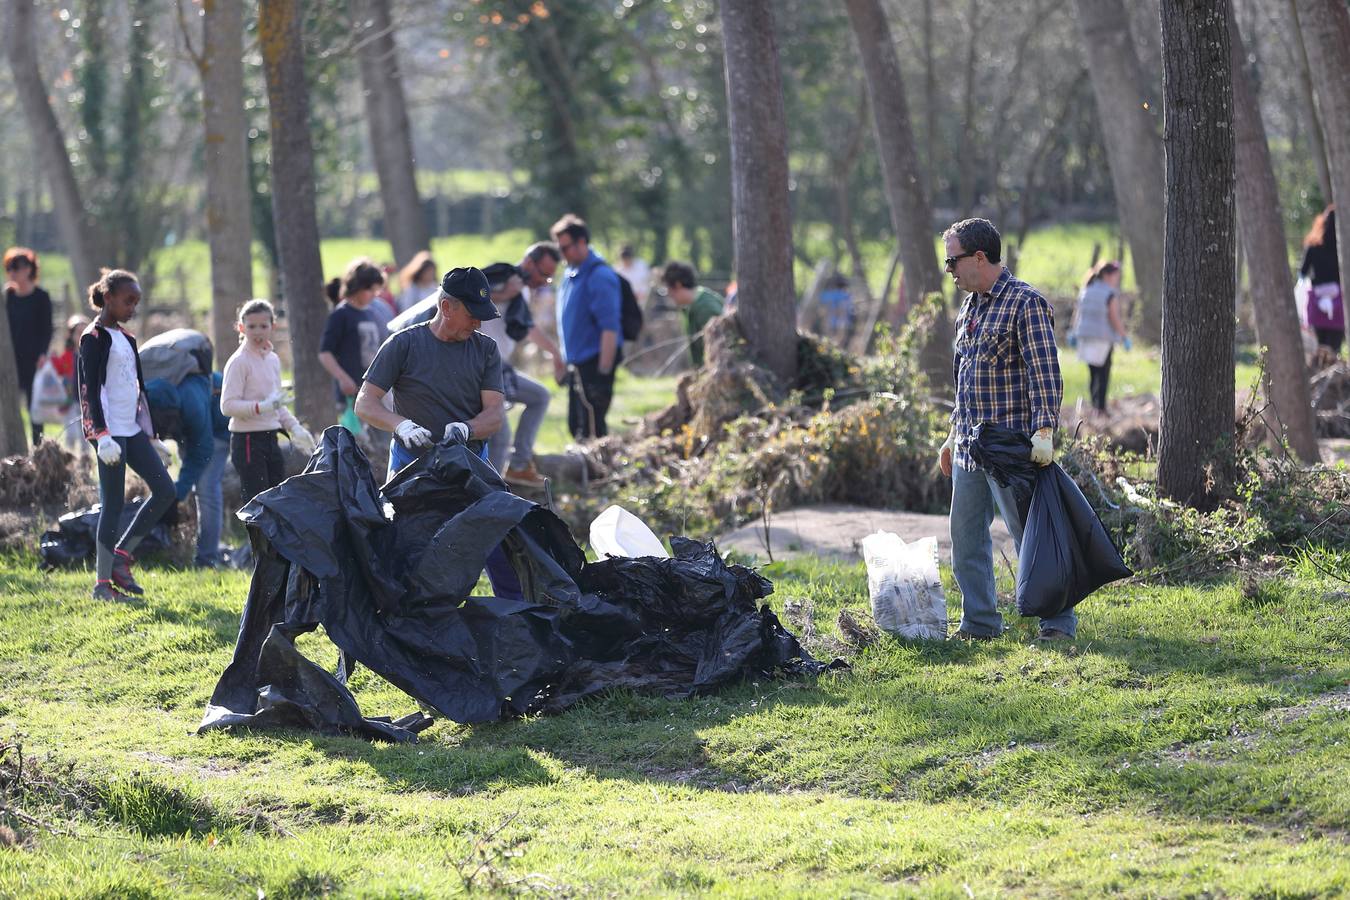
[542,307,951,540]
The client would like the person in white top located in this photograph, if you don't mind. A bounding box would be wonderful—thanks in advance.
[396,251,439,315]
[220,299,314,504]
[616,244,651,305]
[75,269,176,602]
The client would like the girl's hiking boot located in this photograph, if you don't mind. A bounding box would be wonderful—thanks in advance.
[111,549,145,596]
[92,580,127,602]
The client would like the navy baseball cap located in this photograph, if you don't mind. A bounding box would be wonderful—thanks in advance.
[440,266,499,320]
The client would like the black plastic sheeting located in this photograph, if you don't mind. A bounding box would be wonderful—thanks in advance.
[200,428,837,743]
[38,499,175,570]
[970,423,1132,618]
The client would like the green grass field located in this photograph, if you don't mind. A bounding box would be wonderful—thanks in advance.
[1,547,1347,896]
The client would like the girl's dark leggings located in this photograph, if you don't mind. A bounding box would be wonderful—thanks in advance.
[95,432,176,556]
[1088,348,1113,413]
[231,430,287,505]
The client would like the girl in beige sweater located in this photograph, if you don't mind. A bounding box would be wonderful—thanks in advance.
[220,299,314,503]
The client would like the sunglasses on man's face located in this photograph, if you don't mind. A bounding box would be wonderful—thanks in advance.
[944,251,976,270]
[5,260,30,272]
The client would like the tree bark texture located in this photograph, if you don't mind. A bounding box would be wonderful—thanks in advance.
[0,290,28,457]
[1157,0,1236,510]
[842,0,953,389]
[718,0,798,384]
[1295,0,1350,294]
[1286,0,1333,204]
[201,0,254,361]
[1228,10,1319,464]
[1073,0,1165,344]
[350,0,429,267]
[260,0,331,430]
[4,0,102,293]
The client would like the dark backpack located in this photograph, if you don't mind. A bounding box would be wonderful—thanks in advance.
[617,273,643,342]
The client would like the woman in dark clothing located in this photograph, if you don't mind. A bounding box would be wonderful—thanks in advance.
[4,246,54,445]
[77,269,175,602]
[1300,205,1342,353]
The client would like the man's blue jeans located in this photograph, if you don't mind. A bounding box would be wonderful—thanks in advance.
[388,438,524,601]
[950,462,1077,637]
[194,436,230,566]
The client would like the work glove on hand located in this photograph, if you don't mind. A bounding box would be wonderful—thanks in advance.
[938,429,955,477]
[96,435,122,466]
[150,438,174,467]
[291,425,316,456]
[395,418,434,449]
[1030,427,1054,466]
[261,390,286,411]
[1121,336,1133,351]
[443,421,470,445]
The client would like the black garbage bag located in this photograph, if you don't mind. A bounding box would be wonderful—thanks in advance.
[970,423,1132,618]
[38,498,174,570]
[200,427,834,743]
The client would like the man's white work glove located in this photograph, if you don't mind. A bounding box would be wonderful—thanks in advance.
[1030,427,1054,466]
[395,418,434,449]
[290,425,316,456]
[938,429,955,477]
[96,435,122,466]
[443,421,470,445]
[150,438,174,466]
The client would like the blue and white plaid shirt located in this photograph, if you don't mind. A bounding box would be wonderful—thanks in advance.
[951,268,1062,471]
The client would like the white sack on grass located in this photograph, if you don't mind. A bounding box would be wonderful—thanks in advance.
[590,504,669,559]
[861,532,947,641]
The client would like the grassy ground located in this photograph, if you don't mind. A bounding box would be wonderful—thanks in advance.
[1,546,1347,896]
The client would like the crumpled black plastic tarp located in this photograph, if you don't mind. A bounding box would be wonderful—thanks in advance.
[199,427,835,743]
[970,423,1132,618]
[38,499,174,571]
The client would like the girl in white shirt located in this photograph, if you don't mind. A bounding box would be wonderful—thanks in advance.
[75,269,176,602]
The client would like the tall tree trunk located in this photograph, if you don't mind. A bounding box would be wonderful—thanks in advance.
[4,0,102,292]
[957,0,979,217]
[1073,0,1165,343]
[718,0,797,384]
[1286,0,1333,204]
[350,0,429,267]
[0,297,28,457]
[842,0,953,389]
[1158,0,1236,510]
[1295,0,1350,292]
[1229,9,1319,464]
[260,0,331,430]
[200,0,255,360]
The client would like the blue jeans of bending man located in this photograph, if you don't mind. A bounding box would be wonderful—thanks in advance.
[949,462,1077,637]
[388,438,524,601]
[487,371,551,473]
[193,436,230,566]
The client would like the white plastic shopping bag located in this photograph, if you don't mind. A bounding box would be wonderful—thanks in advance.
[29,359,69,425]
[861,532,947,640]
[590,505,669,559]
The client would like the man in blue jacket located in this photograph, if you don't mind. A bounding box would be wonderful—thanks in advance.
[143,371,234,567]
[550,213,622,438]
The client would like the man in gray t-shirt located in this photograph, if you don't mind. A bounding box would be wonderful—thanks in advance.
[355,267,506,477]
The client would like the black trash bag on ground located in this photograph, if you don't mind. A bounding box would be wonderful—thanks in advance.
[38,498,174,570]
[200,427,833,743]
[970,423,1132,618]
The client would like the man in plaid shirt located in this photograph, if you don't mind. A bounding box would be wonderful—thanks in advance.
[937,218,1075,642]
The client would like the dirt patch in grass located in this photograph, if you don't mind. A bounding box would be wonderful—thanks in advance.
[129,751,242,781]
[1262,686,1350,726]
